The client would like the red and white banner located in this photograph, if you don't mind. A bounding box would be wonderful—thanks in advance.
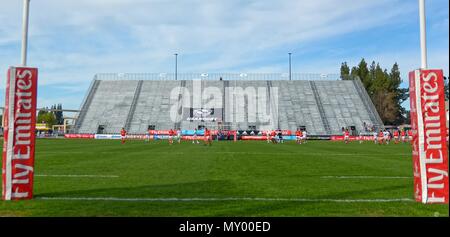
[148,130,171,135]
[330,135,374,141]
[64,134,94,139]
[240,136,267,140]
[2,67,38,200]
[409,69,449,204]
[259,130,292,136]
[149,130,219,135]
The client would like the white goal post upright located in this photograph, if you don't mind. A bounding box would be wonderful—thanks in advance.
[21,0,30,66]
[419,0,427,69]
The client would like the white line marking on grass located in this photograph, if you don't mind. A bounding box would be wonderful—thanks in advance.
[321,176,411,179]
[35,174,119,178]
[36,197,414,203]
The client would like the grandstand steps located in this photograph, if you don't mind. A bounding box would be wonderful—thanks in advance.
[124,80,143,131]
[309,81,332,135]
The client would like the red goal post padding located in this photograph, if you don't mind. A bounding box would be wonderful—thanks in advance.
[2,67,38,200]
[409,69,448,204]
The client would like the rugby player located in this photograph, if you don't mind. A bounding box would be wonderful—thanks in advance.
[120,127,127,144]
[296,129,302,144]
[193,128,199,144]
[378,129,384,145]
[302,130,307,144]
[393,129,399,144]
[344,129,350,144]
[401,129,406,143]
[407,130,413,143]
[176,128,182,144]
[168,129,174,145]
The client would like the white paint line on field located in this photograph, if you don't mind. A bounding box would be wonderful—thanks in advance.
[321,176,411,179]
[36,197,414,203]
[35,174,119,178]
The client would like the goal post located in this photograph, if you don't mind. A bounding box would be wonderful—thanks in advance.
[2,67,38,200]
[409,69,449,204]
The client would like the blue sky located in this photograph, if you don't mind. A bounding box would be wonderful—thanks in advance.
[0,0,448,111]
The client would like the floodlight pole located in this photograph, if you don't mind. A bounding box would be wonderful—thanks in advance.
[288,53,292,81]
[174,53,178,80]
[21,0,30,66]
[419,0,427,69]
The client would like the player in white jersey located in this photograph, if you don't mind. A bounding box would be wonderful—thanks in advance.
[176,128,182,144]
[145,129,151,143]
[373,131,378,144]
[302,130,307,143]
[266,130,271,143]
[192,128,199,144]
[383,130,390,144]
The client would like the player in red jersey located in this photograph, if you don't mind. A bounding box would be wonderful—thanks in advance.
[168,129,174,145]
[343,129,350,144]
[204,128,212,146]
[407,130,413,143]
[271,130,277,143]
[296,130,302,144]
[208,128,213,145]
[120,127,127,144]
[378,130,384,145]
[401,130,406,143]
[393,129,399,144]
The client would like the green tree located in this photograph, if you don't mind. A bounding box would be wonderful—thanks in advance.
[389,63,408,124]
[340,62,350,80]
[37,107,48,124]
[37,107,57,128]
[341,60,409,126]
[55,103,64,125]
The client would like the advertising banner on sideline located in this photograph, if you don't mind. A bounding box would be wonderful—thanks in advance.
[409,69,449,204]
[2,67,38,200]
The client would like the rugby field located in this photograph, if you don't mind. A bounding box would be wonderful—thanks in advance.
[0,139,448,216]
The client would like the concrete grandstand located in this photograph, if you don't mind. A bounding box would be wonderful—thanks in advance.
[72,73,383,135]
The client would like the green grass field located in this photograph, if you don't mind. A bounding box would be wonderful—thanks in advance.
[0,138,448,217]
